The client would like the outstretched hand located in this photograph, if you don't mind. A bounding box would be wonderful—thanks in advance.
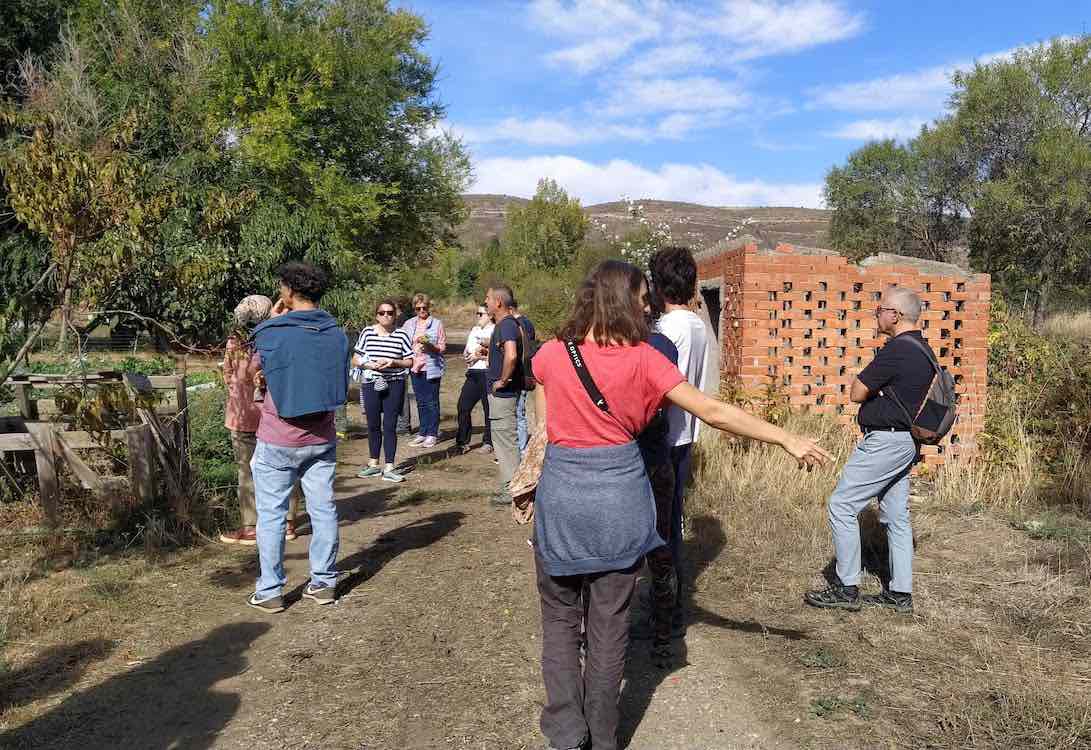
[781,434,834,470]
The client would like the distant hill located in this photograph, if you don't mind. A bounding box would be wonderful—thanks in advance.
[456,194,832,252]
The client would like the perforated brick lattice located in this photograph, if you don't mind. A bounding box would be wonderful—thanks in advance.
[696,243,990,465]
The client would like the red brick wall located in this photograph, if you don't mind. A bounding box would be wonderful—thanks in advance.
[697,242,990,465]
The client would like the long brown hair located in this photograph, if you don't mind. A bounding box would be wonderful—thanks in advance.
[558,260,650,346]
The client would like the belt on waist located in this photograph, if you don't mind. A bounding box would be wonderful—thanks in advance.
[860,426,910,434]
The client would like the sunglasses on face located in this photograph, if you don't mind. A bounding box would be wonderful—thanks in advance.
[377,310,395,316]
[415,306,428,311]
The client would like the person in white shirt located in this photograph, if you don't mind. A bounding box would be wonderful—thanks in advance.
[456,304,496,454]
[650,246,709,634]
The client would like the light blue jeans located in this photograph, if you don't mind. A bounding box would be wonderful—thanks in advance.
[516,390,529,454]
[828,430,917,594]
[252,440,339,601]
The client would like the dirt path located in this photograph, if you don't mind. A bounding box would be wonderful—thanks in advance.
[1,360,797,750]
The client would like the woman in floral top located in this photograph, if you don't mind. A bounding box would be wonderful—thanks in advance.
[402,293,446,448]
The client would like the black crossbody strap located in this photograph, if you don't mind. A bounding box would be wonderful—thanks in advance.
[564,339,609,412]
[885,335,938,423]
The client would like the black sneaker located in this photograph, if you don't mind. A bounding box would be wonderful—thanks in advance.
[861,590,913,614]
[651,637,672,668]
[247,593,285,614]
[804,584,861,612]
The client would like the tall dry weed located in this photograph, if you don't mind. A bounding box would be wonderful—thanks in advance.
[1042,310,1091,344]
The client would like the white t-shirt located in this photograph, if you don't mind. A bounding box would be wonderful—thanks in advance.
[464,324,494,371]
[657,309,709,446]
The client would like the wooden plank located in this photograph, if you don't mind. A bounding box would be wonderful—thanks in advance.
[174,375,190,485]
[0,429,128,452]
[126,424,157,505]
[25,423,59,527]
[0,434,33,451]
[14,384,38,420]
[34,401,178,418]
[138,408,188,519]
[55,433,105,493]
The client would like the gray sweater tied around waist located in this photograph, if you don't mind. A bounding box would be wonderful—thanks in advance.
[533,441,665,577]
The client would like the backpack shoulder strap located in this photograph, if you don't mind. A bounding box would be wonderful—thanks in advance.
[900,334,944,378]
[564,340,609,413]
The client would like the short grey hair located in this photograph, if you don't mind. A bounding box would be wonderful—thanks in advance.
[489,285,515,309]
[885,287,922,322]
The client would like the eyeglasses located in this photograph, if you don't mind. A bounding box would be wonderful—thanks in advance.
[415,305,428,311]
[876,306,900,316]
[377,310,395,316]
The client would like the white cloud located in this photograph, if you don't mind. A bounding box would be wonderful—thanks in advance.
[626,43,711,76]
[604,76,750,116]
[471,155,824,208]
[454,117,651,146]
[809,39,1067,114]
[547,38,638,74]
[809,65,953,112]
[827,117,927,141]
[714,0,865,61]
[531,0,864,74]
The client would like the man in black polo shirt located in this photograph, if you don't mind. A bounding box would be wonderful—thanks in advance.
[486,284,524,507]
[805,287,934,615]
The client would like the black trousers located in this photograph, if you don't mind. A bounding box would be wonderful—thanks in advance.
[644,459,677,643]
[456,370,491,447]
[361,378,405,465]
[537,555,639,750]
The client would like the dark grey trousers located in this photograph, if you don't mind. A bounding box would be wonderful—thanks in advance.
[536,554,639,750]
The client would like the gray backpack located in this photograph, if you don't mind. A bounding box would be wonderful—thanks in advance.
[888,336,958,445]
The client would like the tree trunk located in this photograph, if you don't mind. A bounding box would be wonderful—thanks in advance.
[57,287,72,353]
[1032,274,1051,328]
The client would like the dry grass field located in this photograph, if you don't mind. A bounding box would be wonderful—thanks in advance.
[688,413,1091,748]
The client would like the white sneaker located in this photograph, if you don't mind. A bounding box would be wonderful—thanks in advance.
[408,435,426,447]
[382,468,406,483]
[421,436,437,448]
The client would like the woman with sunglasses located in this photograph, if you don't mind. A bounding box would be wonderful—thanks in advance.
[352,300,414,482]
[403,293,447,448]
[456,304,495,454]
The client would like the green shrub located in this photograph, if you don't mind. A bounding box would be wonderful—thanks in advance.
[186,387,238,529]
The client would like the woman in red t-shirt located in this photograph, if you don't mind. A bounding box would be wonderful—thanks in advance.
[529,260,831,750]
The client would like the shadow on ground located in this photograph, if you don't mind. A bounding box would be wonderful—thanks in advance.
[0,639,116,715]
[620,514,810,747]
[0,622,269,750]
[335,510,466,597]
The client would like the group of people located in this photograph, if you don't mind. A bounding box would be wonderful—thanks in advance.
[219,245,940,750]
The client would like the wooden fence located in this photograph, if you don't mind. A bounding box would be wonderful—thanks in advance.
[1,372,191,526]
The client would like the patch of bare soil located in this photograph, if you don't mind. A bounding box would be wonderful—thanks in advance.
[0,359,791,749]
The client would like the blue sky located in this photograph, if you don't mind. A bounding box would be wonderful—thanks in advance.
[399,0,1085,207]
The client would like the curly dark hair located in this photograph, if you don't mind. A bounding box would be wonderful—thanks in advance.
[558,260,649,346]
[277,261,329,303]
[649,246,697,306]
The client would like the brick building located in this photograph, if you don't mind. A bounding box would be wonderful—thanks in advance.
[694,240,990,465]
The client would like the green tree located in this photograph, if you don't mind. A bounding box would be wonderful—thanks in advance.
[824,34,1091,319]
[504,179,588,270]
[1,0,471,364]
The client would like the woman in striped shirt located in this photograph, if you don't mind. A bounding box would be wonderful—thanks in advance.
[352,299,414,482]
